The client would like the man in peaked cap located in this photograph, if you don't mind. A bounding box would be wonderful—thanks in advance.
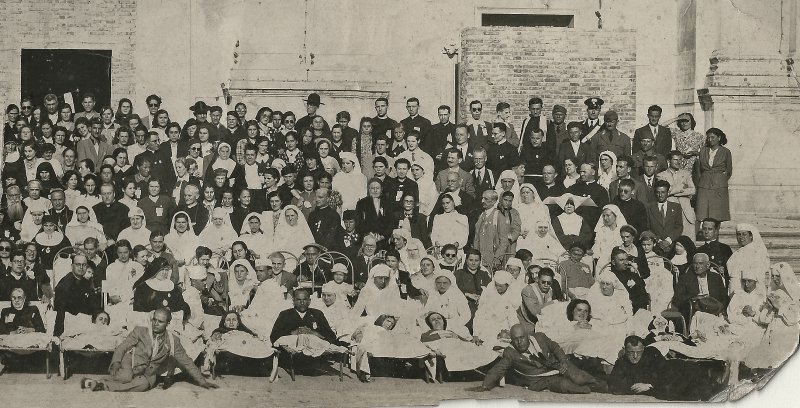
[580,97,604,143]
[296,92,329,133]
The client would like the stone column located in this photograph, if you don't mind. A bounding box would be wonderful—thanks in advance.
[695,0,800,215]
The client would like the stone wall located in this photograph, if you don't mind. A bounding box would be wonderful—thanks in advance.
[459,27,637,134]
[0,0,136,110]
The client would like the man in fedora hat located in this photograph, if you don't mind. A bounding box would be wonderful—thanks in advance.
[296,93,329,133]
[189,101,209,123]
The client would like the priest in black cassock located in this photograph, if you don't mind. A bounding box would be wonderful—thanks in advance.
[270,288,347,346]
[695,218,733,282]
[567,162,609,229]
[307,188,341,251]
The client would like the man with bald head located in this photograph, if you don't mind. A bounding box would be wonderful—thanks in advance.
[82,307,217,392]
[468,324,606,394]
[672,253,729,323]
[308,188,340,250]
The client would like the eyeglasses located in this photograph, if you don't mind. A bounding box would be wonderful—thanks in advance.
[148,103,160,107]
[21,106,32,110]
[444,253,457,258]
[190,147,201,151]
[0,247,11,251]
[285,120,295,124]
[471,108,482,112]
[539,280,552,286]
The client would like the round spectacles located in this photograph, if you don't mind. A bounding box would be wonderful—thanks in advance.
[444,253,457,258]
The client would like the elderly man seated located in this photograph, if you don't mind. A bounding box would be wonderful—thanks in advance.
[608,335,720,400]
[79,308,218,392]
[672,253,729,326]
[467,324,607,394]
[0,287,49,373]
[270,289,350,377]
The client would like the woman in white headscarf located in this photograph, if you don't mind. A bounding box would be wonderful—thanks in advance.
[429,193,469,250]
[164,211,200,266]
[727,267,767,331]
[420,269,471,338]
[198,207,239,259]
[495,170,521,206]
[272,205,314,258]
[576,272,635,363]
[333,152,367,213]
[517,183,551,232]
[596,151,618,191]
[117,207,150,248]
[472,270,519,347]
[401,238,426,276]
[744,262,800,369]
[520,219,566,261]
[204,142,241,188]
[591,204,628,266]
[406,164,434,217]
[727,223,770,296]
[19,200,49,243]
[64,205,106,249]
[227,259,258,311]
[238,212,270,260]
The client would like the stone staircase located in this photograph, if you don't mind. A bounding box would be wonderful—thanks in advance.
[717,216,800,273]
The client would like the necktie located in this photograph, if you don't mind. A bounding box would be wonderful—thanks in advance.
[661,204,667,218]
[411,152,416,161]
[647,178,652,189]
[557,124,563,133]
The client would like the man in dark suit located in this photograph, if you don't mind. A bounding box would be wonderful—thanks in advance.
[466,100,492,150]
[468,324,606,394]
[612,178,648,235]
[400,97,433,152]
[86,308,216,391]
[427,105,456,159]
[54,254,101,336]
[608,155,649,205]
[270,289,346,346]
[372,97,398,140]
[672,253,729,324]
[156,122,188,165]
[545,104,569,158]
[47,188,73,232]
[568,163,609,230]
[470,147,498,198]
[557,122,594,174]
[520,97,546,146]
[646,180,683,254]
[695,218,733,283]
[486,122,519,173]
[536,164,566,217]
[633,105,672,157]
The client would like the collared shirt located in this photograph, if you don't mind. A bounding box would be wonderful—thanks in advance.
[697,275,709,296]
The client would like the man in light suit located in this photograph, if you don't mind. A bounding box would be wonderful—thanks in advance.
[82,308,217,392]
[76,117,112,164]
[646,180,684,254]
[657,151,696,238]
[468,324,607,394]
[466,100,492,150]
[633,105,673,157]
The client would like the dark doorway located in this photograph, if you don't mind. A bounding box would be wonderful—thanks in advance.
[481,13,574,28]
[20,49,112,109]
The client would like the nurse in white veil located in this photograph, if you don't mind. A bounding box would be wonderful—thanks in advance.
[591,204,628,266]
[272,204,314,258]
[333,152,367,213]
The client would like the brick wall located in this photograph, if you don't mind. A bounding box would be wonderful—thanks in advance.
[459,27,637,135]
[0,0,136,110]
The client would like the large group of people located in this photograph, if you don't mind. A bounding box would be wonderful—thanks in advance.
[0,90,795,400]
